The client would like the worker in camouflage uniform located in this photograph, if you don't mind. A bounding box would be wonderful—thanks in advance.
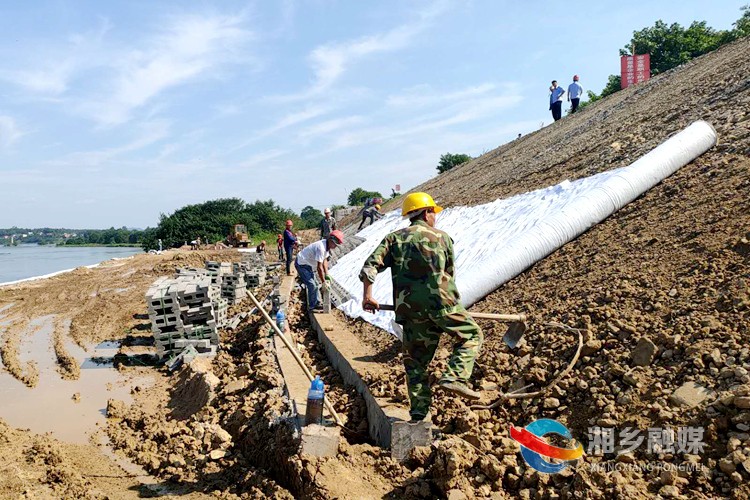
[359,192,483,422]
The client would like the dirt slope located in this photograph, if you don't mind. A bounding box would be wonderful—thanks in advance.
[339,36,750,498]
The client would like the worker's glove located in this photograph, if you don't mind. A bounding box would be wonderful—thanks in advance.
[320,281,329,292]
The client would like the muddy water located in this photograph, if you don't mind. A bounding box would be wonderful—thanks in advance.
[0,315,152,443]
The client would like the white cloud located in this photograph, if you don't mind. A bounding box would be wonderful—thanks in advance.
[273,1,452,102]
[297,115,365,140]
[324,86,523,151]
[47,120,171,167]
[0,116,23,149]
[79,13,252,125]
[386,83,497,108]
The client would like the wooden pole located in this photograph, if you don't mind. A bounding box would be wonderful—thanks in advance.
[247,290,344,427]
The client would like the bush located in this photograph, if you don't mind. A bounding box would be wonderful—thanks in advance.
[437,153,472,174]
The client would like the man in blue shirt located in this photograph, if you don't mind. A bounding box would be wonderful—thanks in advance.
[549,80,565,121]
[567,75,583,113]
[283,219,297,276]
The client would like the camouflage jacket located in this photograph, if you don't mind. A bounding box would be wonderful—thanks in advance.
[359,220,464,322]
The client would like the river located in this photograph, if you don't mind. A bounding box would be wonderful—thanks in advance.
[0,244,143,285]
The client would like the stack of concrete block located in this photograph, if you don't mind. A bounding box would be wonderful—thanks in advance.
[239,255,267,288]
[205,261,231,286]
[221,272,247,305]
[146,276,219,359]
[214,297,229,327]
[175,267,210,279]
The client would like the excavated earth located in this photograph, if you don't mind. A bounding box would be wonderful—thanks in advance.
[0,36,748,499]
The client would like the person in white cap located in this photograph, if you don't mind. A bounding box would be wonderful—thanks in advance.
[568,75,583,113]
[319,207,337,239]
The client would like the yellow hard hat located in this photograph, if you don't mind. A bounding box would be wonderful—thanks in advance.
[375,204,381,210]
[401,192,443,216]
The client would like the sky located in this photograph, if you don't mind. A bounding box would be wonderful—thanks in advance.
[0,0,745,229]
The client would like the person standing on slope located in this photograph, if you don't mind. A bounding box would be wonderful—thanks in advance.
[319,207,337,239]
[283,220,297,276]
[568,75,583,113]
[549,80,565,121]
[359,192,483,422]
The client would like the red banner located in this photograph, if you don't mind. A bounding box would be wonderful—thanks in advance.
[621,54,651,89]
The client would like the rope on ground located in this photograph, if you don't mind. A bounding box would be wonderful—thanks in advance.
[470,321,584,410]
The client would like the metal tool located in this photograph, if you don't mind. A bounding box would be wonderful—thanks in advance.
[375,304,527,348]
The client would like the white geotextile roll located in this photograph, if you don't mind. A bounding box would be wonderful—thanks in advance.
[331,121,717,334]
[460,120,717,305]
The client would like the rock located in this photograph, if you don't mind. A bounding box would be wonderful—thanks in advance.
[632,337,658,366]
[582,339,603,356]
[659,485,680,497]
[447,490,468,500]
[719,458,736,474]
[742,458,750,473]
[71,392,81,403]
[661,469,677,485]
[544,397,560,409]
[168,453,186,467]
[731,471,743,483]
[728,437,742,452]
[209,449,227,460]
[734,397,750,409]
[670,382,715,408]
[222,379,248,395]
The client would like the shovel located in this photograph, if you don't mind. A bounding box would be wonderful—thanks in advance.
[375,304,527,349]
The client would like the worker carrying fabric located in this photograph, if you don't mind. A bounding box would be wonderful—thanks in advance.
[358,204,383,230]
[295,230,345,311]
[359,192,483,422]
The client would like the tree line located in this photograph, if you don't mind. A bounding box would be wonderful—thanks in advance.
[584,6,750,107]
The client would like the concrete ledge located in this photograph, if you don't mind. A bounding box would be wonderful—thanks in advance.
[308,311,410,449]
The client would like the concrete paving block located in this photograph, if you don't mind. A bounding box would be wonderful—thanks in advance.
[670,382,715,408]
[391,420,432,462]
[301,424,341,457]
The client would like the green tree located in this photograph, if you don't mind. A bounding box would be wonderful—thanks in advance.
[141,197,299,250]
[347,188,383,206]
[300,206,324,229]
[622,20,727,76]
[734,5,750,38]
[436,153,472,174]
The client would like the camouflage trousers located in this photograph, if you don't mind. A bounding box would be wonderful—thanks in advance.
[401,309,483,419]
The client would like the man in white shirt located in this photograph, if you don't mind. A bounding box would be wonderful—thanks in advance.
[549,80,565,121]
[567,75,583,113]
[295,230,345,311]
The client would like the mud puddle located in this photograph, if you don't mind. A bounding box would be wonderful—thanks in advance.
[0,316,152,443]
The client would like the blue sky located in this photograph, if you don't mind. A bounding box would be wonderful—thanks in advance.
[0,0,745,228]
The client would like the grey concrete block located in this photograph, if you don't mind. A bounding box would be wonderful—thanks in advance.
[391,421,432,462]
[301,424,340,457]
[670,382,715,408]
